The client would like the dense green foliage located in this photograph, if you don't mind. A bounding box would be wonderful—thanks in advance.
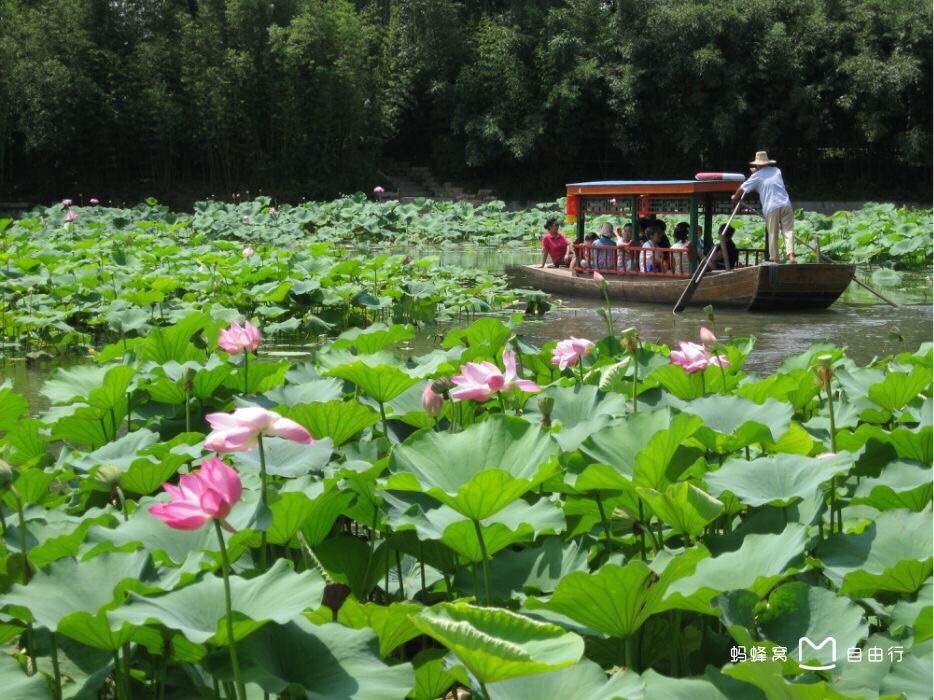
[0,0,930,204]
[0,311,930,698]
[1,195,930,359]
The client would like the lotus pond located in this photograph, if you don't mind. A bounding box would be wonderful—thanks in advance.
[0,198,931,699]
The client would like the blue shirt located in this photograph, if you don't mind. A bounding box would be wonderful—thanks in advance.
[740,165,791,216]
[595,235,616,269]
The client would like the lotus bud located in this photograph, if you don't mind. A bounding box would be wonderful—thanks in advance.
[422,382,444,417]
[537,395,554,427]
[814,353,835,391]
[699,326,717,351]
[620,327,640,353]
[431,377,454,398]
[703,304,714,321]
[94,463,122,490]
[593,271,607,292]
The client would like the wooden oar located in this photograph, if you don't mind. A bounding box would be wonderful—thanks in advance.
[793,234,898,307]
[673,193,746,313]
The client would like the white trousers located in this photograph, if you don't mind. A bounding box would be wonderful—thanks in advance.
[765,205,795,261]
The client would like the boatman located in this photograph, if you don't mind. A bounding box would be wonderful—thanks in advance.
[732,151,796,264]
[539,217,572,268]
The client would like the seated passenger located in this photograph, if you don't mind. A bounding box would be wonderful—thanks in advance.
[580,232,598,268]
[615,223,635,271]
[707,224,739,270]
[594,223,616,270]
[540,218,571,268]
[641,226,663,272]
[670,223,690,273]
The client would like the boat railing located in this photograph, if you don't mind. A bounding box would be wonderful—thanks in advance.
[572,242,693,278]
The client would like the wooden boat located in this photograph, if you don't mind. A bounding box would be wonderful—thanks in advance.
[509,177,855,311]
[510,261,855,311]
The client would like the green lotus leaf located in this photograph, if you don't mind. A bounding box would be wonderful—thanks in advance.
[836,424,933,470]
[1,418,51,467]
[41,364,113,405]
[228,436,333,478]
[867,370,931,413]
[889,580,932,644]
[649,362,729,400]
[574,409,703,492]
[722,661,855,699]
[521,384,630,451]
[265,374,344,406]
[385,415,561,520]
[61,428,160,474]
[641,666,767,699]
[206,619,414,699]
[757,582,869,668]
[411,603,584,684]
[324,361,420,403]
[818,508,933,596]
[525,561,663,638]
[297,485,356,547]
[736,369,820,412]
[410,649,469,700]
[110,559,325,644]
[441,316,514,353]
[679,395,792,452]
[0,653,49,699]
[636,482,724,537]
[663,525,809,614]
[461,536,590,600]
[336,599,422,657]
[879,642,933,699]
[328,323,416,354]
[286,400,380,446]
[488,659,644,700]
[137,311,212,364]
[388,491,563,563]
[850,460,932,512]
[0,383,29,432]
[313,536,389,600]
[703,453,852,507]
[2,550,155,630]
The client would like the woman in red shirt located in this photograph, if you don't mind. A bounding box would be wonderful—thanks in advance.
[540,218,571,268]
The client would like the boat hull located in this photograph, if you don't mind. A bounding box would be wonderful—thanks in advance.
[508,263,855,311]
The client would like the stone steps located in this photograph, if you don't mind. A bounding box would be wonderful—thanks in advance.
[376,158,498,205]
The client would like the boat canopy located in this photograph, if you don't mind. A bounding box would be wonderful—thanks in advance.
[565,177,758,270]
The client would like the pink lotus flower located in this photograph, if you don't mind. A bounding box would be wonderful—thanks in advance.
[218,320,260,355]
[422,382,444,417]
[204,406,314,452]
[241,215,250,223]
[551,336,595,371]
[268,206,276,213]
[242,246,255,257]
[670,341,729,374]
[61,198,73,207]
[89,197,100,205]
[65,211,78,222]
[451,349,541,402]
[373,186,385,193]
[149,456,242,531]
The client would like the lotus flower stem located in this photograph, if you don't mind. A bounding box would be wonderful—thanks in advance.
[213,519,246,700]
[49,632,62,700]
[594,492,613,555]
[637,502,647,559]
[472,519,492,605]
[395,550,405,599]
[257,435,269,569]
[242,353,249,394]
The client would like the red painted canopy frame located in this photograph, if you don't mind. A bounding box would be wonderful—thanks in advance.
[564,179,758,271]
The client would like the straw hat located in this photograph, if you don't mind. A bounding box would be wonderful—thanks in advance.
[597,222,613,237]
[750,151,777,166]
